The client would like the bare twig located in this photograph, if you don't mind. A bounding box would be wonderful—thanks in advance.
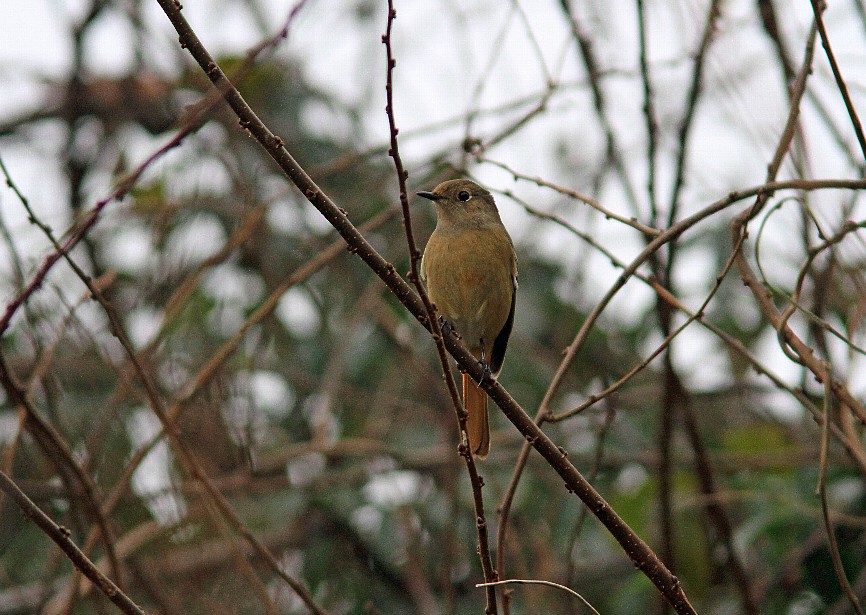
[0,471,146,615]
[154,0,698,611]
[816,366,864,615]
[508,188,866,475]
[0,159,124,587]
[636,0,659,226]
[666,0,721,229]
[381,4,498,613]
[482,157,660,236]
[810,0,866,161]
[558,0,640,209]
[476,579,599,615]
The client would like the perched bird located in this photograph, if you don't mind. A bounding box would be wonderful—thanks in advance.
[418,179,518,458]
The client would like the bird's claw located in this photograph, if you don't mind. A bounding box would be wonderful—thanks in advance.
[438,316,459,338]
[476,358,491,386]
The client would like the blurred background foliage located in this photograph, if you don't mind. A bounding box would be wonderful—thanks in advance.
[2,1,866,614]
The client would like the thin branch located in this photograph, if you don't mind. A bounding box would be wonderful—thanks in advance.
[0,159,124,586]
[481,158,660,236]
[636,0,659,226]
[558,0,641,210]
[543,178,866,421]
[506,187,866,474]
[477,579,599,615]
[0,0,309,340]
[381,4,498,613]
[810,0,866,161]
[666,0,721,229]
[732,214,866,411]
[816,366,864,615]
[153,0,698,610]
[0,471,146,615]
[495,178,866,612]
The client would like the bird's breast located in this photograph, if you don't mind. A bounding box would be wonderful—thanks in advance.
[421,227,515,351]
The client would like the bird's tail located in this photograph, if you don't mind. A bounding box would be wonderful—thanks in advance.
[462,373,490,458]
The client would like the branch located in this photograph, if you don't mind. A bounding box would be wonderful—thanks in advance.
[381,4,498,612]
[816,367,864,615]
[156,1,861,611]
[477,579,599,615]
[0,471,146,615]
[810,0,866,161]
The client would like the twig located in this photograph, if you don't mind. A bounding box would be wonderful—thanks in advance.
[732,34,863,450]
[564,396,616,587]
[381,3,498,612]
[482,158,660,236]
[507,187,866,474]
[494,178,866,613]
[153,0,706,609]
[810,0,866,161]
[549,233,742,421]
[636,0,659,226]
[4,57,328,615]
[0,159,125,588]
[476,579,599,615]
[0,471,146,615]
[0,0,309,340]
[558,0,640,210]
[816,365,864,615]
[666,0,721,230]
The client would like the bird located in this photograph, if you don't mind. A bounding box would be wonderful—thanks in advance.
[418,179,517,458]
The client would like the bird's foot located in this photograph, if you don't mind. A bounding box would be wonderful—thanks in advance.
[476,358,492,386]
[438,316,459,338]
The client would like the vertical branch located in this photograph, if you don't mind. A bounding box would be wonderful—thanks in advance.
[666,0,721,230]
[640,2,725,580]
[381,3,498,613]
[657,356,678,577]
[636,0,659,226]
[816,367,864,615]
[558,0,641,210]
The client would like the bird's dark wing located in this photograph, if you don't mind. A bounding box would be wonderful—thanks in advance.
[488,278,516,376]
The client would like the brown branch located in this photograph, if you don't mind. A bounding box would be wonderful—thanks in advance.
[0,471,146,615]
[540,179,864,424]
[2,68,330,615]
[557,0,640,210]
[494,178,866,613]
[636,0,659,225]
[381,4,498,613]
[152,0,701,611]
[810,0,866,161]
[0,0,309,340]
[83,213,389,613]
[728,17,866,431]
[666,0,721,229]
[731,214,866,414]
[506,186,866,475]
[816,368,864,615]
[481,158,660,236]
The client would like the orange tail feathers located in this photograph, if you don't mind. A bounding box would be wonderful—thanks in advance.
[462,373,490,458]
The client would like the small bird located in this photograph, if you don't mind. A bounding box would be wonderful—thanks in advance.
[418,179,518,458]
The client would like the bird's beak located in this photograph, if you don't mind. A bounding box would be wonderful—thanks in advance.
[416,191,443,201]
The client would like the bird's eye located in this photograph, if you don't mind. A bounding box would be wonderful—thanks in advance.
[457,191,471,202]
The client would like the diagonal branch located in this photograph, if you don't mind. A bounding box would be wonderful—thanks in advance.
[152,0,698,611]
[810,0,866,161]
[0,471,146,615]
